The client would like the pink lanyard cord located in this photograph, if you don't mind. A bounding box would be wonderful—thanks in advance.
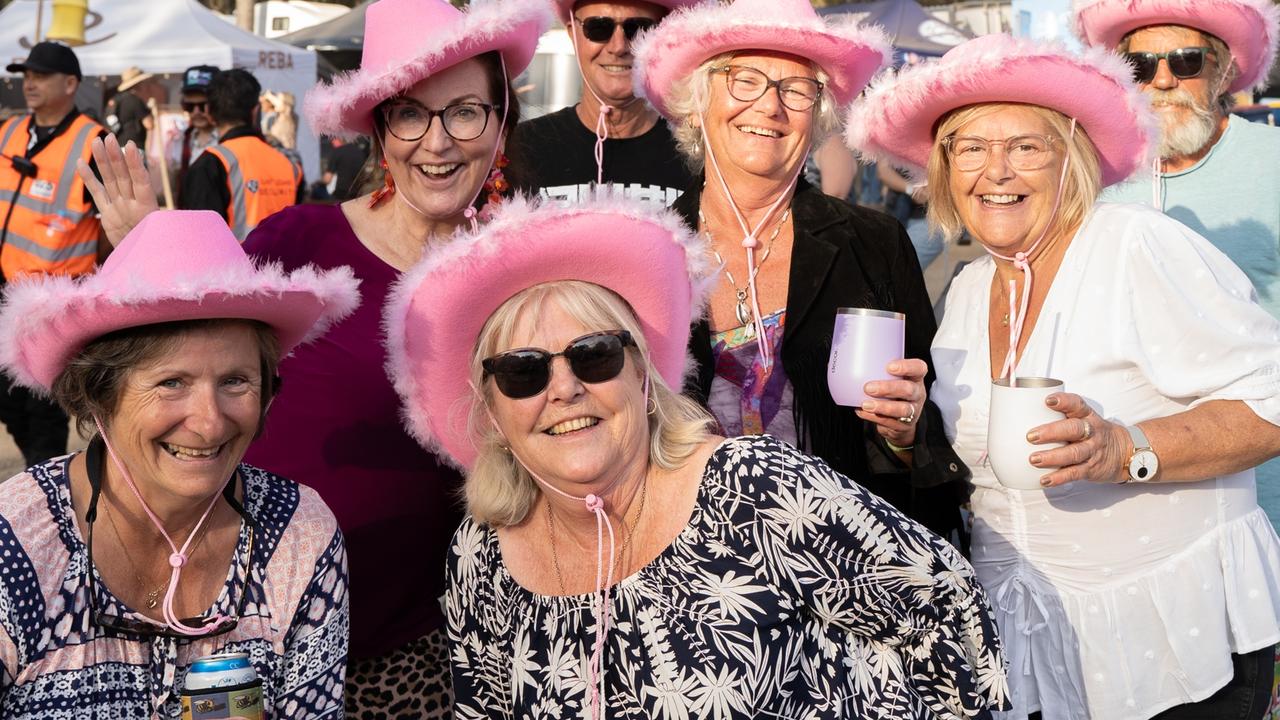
[568,26,641,187]
[462,54,512,233]
[699,118,803,368]
[1151,155,1164,212]
[984,119,1076,383]
[92,416,232,636]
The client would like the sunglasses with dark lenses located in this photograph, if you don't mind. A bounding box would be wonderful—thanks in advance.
[483,330,636,399]
[181,101,208,113]
[576,16,657,43]
[1125,46,1212,84]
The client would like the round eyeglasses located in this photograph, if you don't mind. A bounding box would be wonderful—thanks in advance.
[711,65,824,113]
[941,134,1060,173]
[381,100,500,142]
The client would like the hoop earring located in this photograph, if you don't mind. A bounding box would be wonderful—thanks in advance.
[369,157,395,208]
[646,395,657,415]
[477,152,511,222]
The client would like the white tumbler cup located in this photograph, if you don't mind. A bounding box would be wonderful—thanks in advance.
[828,308,905,408]
[987,377,1066,490]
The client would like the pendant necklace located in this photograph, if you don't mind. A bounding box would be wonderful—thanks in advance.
[699,208,791,334]
[103,495,211,610]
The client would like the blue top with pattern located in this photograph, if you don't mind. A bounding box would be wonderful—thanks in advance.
[447,435,1010,719]
[0,455,348,719]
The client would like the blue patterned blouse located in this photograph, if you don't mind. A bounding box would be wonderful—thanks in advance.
[0,455,348,718]
[447,435,1010,719]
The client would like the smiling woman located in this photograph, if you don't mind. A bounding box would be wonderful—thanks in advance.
[0,210,359,718]
[632,0,974,543]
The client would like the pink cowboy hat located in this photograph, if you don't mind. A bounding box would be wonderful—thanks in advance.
[0,211,361,391]
[384,195,713,470]
[632,0,892,119]
[1073,0,1280,93]
[553,0,701,24]
[845,34,1158,186]
[304,0,555,139]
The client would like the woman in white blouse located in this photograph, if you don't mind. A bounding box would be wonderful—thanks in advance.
[847,35,1280,720]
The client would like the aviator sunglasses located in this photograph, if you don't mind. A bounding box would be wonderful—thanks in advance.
[1124,46,1213,84]
[575,16,656,43]
[483,330,635,399]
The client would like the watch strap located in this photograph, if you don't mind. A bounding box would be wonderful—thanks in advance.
[1126,423,1152,452]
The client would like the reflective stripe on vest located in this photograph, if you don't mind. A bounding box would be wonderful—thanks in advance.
[0,115,102,279]
[205,137,297,242]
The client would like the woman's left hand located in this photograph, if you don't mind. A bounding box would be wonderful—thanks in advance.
[857,359,929,450]
[1027,392,1130,486]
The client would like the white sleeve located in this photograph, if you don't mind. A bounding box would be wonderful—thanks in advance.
[1114,208,1280,425]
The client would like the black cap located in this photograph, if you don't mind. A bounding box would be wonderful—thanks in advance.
[6,41,82,81]
[181,65,219,94]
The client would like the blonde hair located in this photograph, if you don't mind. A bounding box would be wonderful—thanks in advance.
[665,52,840,174]
[465,281,715,528]
[925,103,1102,243]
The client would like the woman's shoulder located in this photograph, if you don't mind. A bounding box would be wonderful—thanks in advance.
[703,435,852,503]
[239,463,340,544]
[243,204,352,266]
[795,186,901,241]
[1085,202,1249,280]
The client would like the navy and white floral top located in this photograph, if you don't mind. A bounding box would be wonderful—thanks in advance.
[0,455,349,718]
[447,435,1010,719]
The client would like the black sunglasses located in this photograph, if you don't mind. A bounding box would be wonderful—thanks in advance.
[181,101,208,113]
[83,437,254,639]
[1125,46,1213,84]
[576,16,656,43]
[482,330,635,399]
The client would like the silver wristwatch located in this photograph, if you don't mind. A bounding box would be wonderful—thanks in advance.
[1123,424,1159,483]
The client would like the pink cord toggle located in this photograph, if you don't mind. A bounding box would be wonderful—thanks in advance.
[584,494,604,512]
[169,553,186,568]
[741,235,758,250]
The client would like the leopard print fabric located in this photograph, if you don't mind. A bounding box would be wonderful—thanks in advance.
[345,628,452,719]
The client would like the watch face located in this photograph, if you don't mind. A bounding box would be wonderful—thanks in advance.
[1128,450,1158,482]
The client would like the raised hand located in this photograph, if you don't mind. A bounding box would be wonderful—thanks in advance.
[77,134,158,247]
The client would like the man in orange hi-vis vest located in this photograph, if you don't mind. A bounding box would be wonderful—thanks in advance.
[0,41,108,466]
[180,68,302,240]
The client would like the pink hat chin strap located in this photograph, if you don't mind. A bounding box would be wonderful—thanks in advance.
[700,116,803,368]
[462,54,512,233]
[985,118,1076,383]
[92,416,233,636]
[477,375,652,720]
[569,25,644,185]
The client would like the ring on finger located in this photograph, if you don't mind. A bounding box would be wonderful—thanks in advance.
[897,404,917,425]
[1080,420,1092,441]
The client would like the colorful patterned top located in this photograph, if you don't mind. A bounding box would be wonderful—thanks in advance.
[707,310,798,444]
[448,435,1010,719]
[0,455,349,719]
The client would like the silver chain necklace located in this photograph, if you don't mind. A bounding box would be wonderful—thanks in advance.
[698,208,791,332]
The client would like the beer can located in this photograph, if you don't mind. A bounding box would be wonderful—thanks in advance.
[181,652,263,720]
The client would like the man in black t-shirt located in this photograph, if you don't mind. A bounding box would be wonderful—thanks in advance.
[509,0,698,206]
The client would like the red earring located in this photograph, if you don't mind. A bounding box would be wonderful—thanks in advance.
[477,153,511,221]
[369,157,395,208]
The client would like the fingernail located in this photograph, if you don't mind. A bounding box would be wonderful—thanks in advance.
[1026,431,1040,443]
[1029,454,1042,466]
[862,400,877,412]
[1046,396,1059,407]
[1040,477,1052,487]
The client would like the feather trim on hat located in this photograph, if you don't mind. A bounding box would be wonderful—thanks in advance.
[1072,0,1280,92]
[846,34,1158,183]
[0,263,361,391]
[304,0,554,139]
[381,192,714,465]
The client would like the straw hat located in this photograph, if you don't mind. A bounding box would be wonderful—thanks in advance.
[117,66,154,93]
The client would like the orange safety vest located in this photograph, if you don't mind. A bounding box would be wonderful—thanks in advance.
[205,136,300,241]
[0,113,102,280]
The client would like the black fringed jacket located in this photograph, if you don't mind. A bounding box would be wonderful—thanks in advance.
[676,181,971,543]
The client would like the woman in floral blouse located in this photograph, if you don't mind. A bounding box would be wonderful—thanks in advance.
[384,195,1010,718]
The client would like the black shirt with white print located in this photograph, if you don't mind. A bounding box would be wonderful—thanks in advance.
[508,105,695,206]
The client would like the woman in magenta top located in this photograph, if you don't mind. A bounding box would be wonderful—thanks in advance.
[79,0,555,716]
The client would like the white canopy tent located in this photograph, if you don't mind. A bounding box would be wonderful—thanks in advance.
[0,0,320,181]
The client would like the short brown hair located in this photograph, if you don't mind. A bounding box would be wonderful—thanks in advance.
[52,319,280,438]
[926,103,1102,243]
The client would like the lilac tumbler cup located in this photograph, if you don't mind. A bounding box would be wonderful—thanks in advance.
[828,308,905,408]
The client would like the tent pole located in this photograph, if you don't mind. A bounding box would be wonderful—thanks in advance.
[35,0,44,42]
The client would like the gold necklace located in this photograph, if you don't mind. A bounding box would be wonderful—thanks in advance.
[102,496,210,609]
[698,208,791,332]
[545,477,649,596]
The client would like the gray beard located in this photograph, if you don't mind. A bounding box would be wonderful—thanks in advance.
[1152,91,1219,160]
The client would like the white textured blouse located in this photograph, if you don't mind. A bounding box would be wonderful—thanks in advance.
[930,202,1280,720]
